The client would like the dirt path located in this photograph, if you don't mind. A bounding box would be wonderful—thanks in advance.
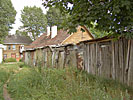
[3,68,22,100]
[3,79,12,100]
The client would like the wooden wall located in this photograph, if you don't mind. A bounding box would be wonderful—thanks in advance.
[24,38,133,87]
[81,38,133,87]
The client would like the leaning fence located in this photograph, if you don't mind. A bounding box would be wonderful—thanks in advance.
[23,38,133,87]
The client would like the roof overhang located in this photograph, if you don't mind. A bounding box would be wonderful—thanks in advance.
[3,43,29,45]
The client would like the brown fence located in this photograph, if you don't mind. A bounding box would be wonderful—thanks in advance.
[24,38,133,87]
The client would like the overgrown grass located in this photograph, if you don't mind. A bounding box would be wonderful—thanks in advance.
[0,62,21,100]
[7,65,133,100]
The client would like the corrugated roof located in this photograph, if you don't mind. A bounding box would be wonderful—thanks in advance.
[3,35,32,45]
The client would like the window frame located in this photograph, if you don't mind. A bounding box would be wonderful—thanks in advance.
[8,45,11,50]
[12,45,16,50]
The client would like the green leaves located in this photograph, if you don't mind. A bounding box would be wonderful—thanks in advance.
[0,0,16,43]
[20,6,47,40]
[43,0,133,38]
[46,7,69,29]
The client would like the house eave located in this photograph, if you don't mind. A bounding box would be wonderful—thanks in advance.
[3,43,29,45]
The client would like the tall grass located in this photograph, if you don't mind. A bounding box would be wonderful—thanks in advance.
[0,69,9,100]
[7,66,133,100]
[0,63,21,100]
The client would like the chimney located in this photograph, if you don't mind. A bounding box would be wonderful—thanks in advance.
[47,26,51,36]
[51,26,57,38]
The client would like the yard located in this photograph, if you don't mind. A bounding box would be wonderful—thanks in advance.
[0,63,132,100]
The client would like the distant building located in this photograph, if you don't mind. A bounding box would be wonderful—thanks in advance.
[3,35,32,61]
[0,44,5,63]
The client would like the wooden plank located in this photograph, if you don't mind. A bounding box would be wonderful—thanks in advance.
[87,44,90,73]
[114,40,119,81]
[97,43,101,76]
[84,44,88,71]
[118,39,124,83]
[127,40,133,87]
[99,41,112,78]
[125,40,131,83]
[90,43,95,74]
[112,40,115,79]
[43,48,47,68]
[123,39,128,84]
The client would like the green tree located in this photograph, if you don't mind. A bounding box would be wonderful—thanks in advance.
[15,29,27,37]
[20,6,47,40]
[46,7,69,29]
[0,0,16,43]
[89,22,112,38]
[43,0,133,38]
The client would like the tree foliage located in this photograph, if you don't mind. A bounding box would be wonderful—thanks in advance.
[46,7,69,29]
[0,0,16,43]
[20,6,47,40]
[89,22,111,38]
[43,0,133,38]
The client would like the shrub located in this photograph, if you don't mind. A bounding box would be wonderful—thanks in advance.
[4,58,16,62]
[19,59,22,62]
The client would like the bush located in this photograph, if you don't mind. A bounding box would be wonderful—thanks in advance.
[4,58,16,62]
[19,59,22,62]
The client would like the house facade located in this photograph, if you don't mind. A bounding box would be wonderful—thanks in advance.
[61,26,94,45]
[3,35,32,61]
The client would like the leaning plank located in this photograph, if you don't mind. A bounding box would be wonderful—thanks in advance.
[125,40,131,84]
[128,40,133,87]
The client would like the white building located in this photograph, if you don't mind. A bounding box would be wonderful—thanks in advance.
[0,44,5,63]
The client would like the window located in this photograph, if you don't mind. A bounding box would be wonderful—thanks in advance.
[12,45,16,50]
[4,45,7,50]
[8,45,11,50]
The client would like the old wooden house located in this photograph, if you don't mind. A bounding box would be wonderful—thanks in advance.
[24,26,94,66]
[25,26,94,49]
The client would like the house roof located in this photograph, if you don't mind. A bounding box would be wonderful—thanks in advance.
[25,26,94,50]
[25,30,69,49]
[3,35,32,45]
[39,30,69,47]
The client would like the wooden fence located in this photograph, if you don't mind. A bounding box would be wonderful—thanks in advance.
[24,38,133,87]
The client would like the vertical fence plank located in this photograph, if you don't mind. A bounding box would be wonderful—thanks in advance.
[112,40,115,79]
[127,40,133,86]
[24,38,133,87]
[125,40,131,84]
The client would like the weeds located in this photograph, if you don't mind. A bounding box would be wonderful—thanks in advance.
[0,62,20,100]
[7,66,132,100]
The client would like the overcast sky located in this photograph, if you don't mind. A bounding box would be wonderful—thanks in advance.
[10,0,47,34]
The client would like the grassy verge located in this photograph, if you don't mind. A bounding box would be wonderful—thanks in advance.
[0,62,22,100]
[7,65,133,100]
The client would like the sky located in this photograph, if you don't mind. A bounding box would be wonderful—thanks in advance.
[10,0,47,34]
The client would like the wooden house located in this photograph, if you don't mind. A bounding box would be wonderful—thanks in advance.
[25,26,94,50]
[61,26,94,45]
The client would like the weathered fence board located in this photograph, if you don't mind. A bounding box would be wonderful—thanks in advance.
[24,38,133,87]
